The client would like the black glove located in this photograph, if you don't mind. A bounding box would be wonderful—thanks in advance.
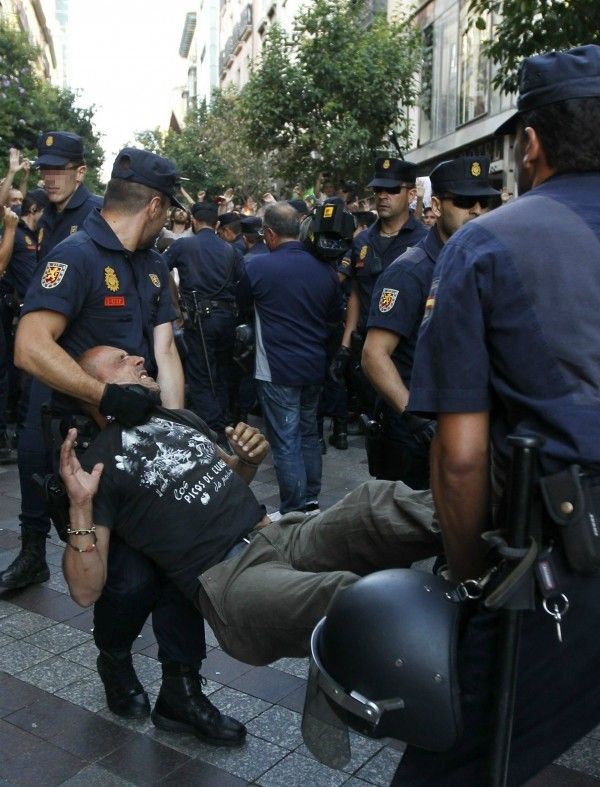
[329,346,351,384]
[400,411,437,449]
[99,384,158,428]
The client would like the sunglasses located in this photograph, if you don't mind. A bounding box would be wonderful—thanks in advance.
[373,185,412,195]
[444,194,492,209]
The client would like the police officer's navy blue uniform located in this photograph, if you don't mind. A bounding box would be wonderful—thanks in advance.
[37,183,102,261]
[338,215,427,332]
[397,46,600,783]
[165,227,243,432]
[365,227,443,487]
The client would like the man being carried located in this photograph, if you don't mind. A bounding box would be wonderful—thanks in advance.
[60,346,440,667]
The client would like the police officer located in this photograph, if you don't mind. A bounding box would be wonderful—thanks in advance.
[0,190,49,454]
[394,45,600,783]
[240,215,268,261]
[217,211,246,255]
[362,157,499,488]
[165,201,243,437]
[0,132,103,591]
[332,158,427,413]
[13,149,245,746]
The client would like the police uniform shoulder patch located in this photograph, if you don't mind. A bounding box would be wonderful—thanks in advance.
[471,161,481,177]
[359,245,368,261]
[41,261,68,289]
[25,235,33,246]
[378,288,399,313]
[69,225,78,235]
[104,266,120,292]
[149,273,161,288]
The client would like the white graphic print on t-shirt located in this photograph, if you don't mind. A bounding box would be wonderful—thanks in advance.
[115,417,233,504]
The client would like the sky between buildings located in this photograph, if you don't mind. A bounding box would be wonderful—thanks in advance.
[66,0,191,179]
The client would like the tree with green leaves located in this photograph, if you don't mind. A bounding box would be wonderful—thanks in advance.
[0,19,103,190]
[468,0,600,93]
[135,90,272,201]
[239,0,421,186]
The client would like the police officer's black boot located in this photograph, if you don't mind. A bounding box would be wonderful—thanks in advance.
[328,418,348,450]
[0,528,50,589]
[152,662,246,747]
[318,417,327,455]
[97,649,151,718]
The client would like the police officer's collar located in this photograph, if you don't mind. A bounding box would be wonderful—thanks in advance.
[83,208,127,252]
[61,183,92,212]
[370,212,421,237]
[423,224,444,262]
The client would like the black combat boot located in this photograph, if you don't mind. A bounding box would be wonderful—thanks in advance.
[152,663,246,747]
[97,649,151,718]
[0,529,50,589]
[328,418,348,450]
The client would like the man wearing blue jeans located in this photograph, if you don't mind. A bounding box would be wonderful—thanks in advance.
[238,202,342,514]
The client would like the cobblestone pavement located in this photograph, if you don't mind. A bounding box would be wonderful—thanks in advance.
[0,419,598,785]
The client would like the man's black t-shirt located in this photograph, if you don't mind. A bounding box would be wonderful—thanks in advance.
[81,410,265,601]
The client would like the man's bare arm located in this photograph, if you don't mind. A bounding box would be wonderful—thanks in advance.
[0,207,18,274]
[60,428,110,606]
[431,412,490,583]
[154,321,184,408]
[362,327,409,414]
[15,311,105,404]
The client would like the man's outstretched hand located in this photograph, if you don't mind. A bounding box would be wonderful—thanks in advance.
[60,428,103,507]
[224,422,269,466]
[99,384,157,427]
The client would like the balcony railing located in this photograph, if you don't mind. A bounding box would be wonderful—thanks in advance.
[219,4,252,74]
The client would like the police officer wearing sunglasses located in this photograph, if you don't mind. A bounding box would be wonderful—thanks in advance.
[362,157,498,489]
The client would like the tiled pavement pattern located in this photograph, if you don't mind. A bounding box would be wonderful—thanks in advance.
[0,420,599,786]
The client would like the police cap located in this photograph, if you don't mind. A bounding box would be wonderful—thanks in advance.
[218,211,242,227]
[191,201,218,221]
[111,147,184,208]
[496,44,600,135]
[368,157,417,189]
[288,198,309,215]
[34,131,84,167]
[429,156,499,198]
[240,215,262,233]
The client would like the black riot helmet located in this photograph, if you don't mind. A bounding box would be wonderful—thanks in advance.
[302,569,463,769]
[300,197,356,263]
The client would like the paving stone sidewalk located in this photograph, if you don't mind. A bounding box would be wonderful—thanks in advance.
[0,419,598,785]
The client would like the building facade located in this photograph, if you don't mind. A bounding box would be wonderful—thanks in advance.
[0,0,64,85]
[392,0,517,192]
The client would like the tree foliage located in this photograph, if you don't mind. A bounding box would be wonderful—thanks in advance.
[239,0,421,185]
[468,0,600,93]
[135,89,272,201]
[0,19,104,191]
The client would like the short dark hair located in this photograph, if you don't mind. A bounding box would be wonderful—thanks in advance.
[354,210,377,228]
[520,96,600,174]
[103,178,169,214]
[263,202,300,238]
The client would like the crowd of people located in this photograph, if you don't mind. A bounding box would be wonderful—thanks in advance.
[0,43,599,786]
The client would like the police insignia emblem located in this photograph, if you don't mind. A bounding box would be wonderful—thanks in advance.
[70,225,78,234]
[471,161,482,177]
[46,135,54,147]
[382,159,390,170]
[149,273,161,288]
[41,261,68,289]
[38,228,44,245]
[378,288,399,313]
[323,206,334,218]
[25,236,32,246]
[105,266,120,292]
[359,245,368,261]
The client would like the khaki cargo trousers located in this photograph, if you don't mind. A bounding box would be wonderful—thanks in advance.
[197,480,440,665]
